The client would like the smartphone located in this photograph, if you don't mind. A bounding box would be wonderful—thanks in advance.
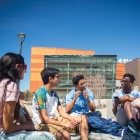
[114,96,119,99]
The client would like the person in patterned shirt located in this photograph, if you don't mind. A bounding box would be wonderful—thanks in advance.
[32,67,89,140]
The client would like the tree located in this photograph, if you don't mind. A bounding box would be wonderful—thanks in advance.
[24,89,34,101]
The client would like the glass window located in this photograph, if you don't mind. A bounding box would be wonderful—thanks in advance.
[44,55,117,99]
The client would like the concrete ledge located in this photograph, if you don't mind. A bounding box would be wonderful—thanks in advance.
[70,132,121,140]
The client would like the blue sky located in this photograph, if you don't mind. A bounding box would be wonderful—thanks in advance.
[0,0,140,91]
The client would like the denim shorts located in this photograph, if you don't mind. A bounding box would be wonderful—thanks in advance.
[19,105,26,117]
[0,130,56,140]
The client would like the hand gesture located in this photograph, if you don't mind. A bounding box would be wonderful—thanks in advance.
[70,118,79,126]
[75,90,82,99]
[83,90,88,100]
[63,120,77,130]
[119,95,129,103]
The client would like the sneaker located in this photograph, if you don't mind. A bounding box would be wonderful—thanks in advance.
[125,118,140,134]
[111,126,139,137]
[111,127,127,137]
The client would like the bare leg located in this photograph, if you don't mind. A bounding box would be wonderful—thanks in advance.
[74,115,89,140]
[124,101,133,120]
[123,101,140,132]
[56,129,71,140]
[132,107,140,122]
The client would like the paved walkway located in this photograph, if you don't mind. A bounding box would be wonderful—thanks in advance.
[71,133,121,140]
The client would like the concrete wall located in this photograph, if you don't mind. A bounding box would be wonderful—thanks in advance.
[94,99,115,119]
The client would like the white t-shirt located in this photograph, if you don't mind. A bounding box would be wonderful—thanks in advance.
[32,86,61,127]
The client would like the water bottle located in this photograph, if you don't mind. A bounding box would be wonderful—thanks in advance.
[107,114,112,122]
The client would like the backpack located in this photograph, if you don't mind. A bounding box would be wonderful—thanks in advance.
[88,115,123,134]
[122,133,140,140]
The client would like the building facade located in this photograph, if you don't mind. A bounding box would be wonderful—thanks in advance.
[44,55,117,99]
[30,47,94,92]
[115,63,125,90]
[30,47,123,99]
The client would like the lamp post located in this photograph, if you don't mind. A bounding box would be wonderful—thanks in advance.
[17,33,26,97]
[17,33,26,55]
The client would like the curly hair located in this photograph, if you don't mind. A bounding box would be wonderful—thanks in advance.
[123,73,136,83]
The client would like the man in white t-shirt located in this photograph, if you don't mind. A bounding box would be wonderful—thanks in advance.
[112,73,140,134]
[32,67,89,140]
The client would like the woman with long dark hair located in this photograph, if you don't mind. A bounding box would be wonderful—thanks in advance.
[0,52,55,140]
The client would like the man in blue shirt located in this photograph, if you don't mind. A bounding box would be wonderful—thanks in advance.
[112,73,140,134]
[65,74,96,115]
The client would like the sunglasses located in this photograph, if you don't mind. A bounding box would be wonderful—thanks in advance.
[16,64,27,70]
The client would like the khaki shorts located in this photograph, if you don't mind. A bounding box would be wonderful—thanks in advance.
[35,117,77,137]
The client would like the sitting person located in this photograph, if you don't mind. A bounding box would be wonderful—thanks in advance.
[112,73,140,134]
[65,74,96,116]
[32,67,89,140]
[0,52,55,140]
[65,74,124,135]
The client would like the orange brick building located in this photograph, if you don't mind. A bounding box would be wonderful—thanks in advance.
[30,47,95,92]
[116,63,125,80]
[30,46,125,98]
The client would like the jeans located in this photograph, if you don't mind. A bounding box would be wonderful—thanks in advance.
[0,130,56,140]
